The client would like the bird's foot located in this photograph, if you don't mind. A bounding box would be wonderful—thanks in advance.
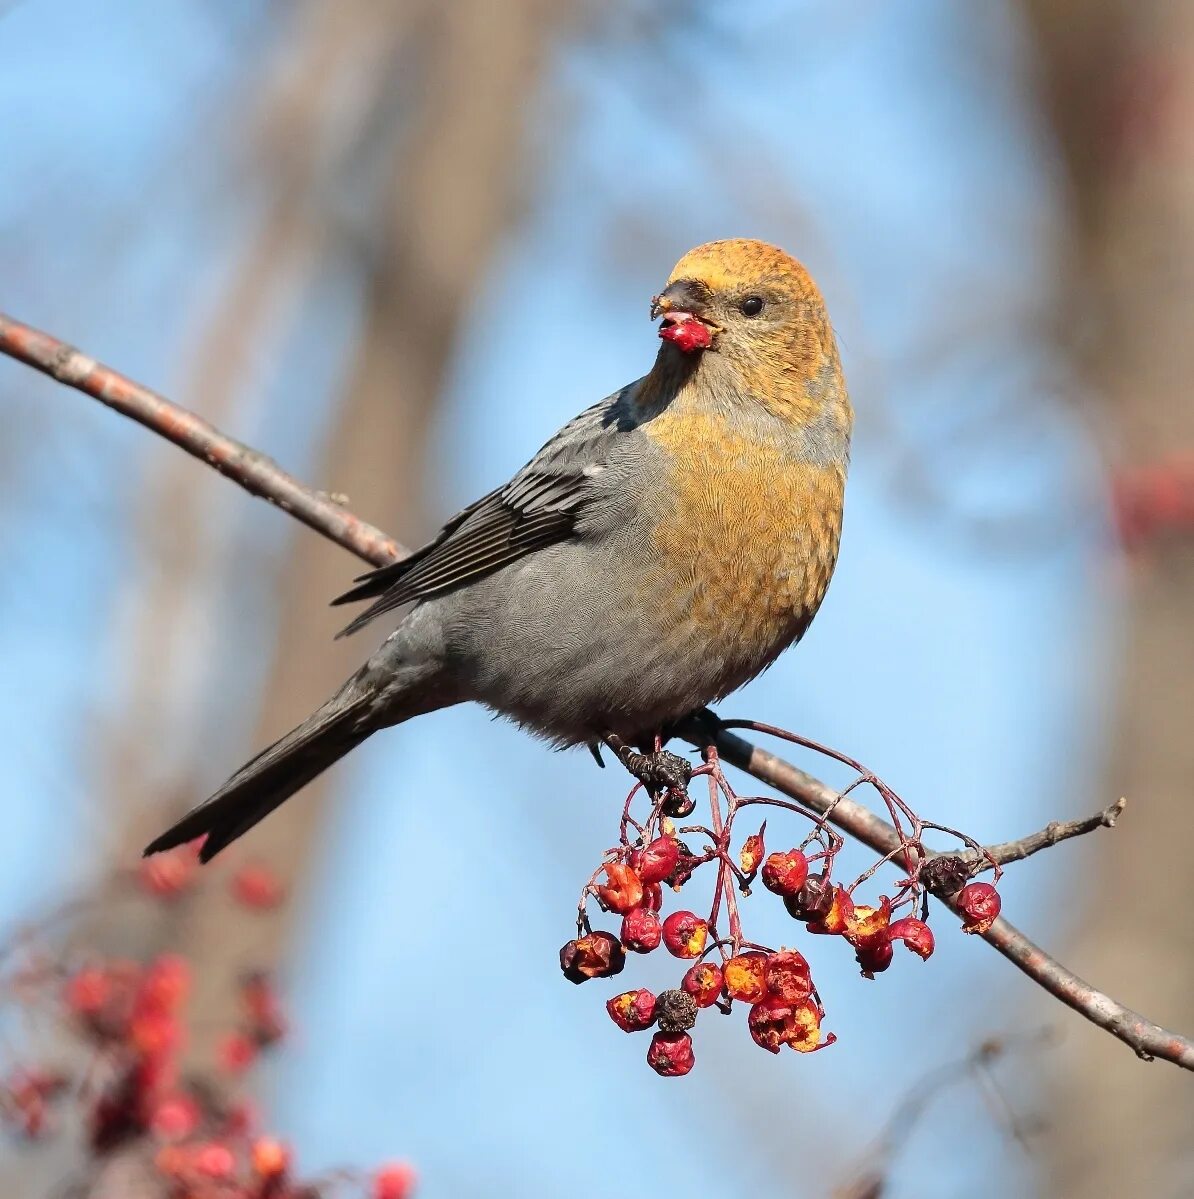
[603,733,694,815]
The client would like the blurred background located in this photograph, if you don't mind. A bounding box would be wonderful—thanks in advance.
[1,1,1192,1196]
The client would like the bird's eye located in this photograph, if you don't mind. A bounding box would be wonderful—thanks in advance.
[739,295,764,317]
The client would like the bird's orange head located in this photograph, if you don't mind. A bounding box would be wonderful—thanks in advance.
[647,238,849,433]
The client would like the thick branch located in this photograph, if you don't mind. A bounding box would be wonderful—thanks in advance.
[6,310,1191,1072]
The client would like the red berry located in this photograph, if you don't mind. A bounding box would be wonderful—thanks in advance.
[765,950,813,1003]
[855,936,894,979]
[138,846,199,899]
[218,1031,258,1074]
[723,953,768,1003]
[681,962,724,1008]
[661,911,709,959]
[232,863,286,909]
[606,989,658,1033]
[641,882,663,912]
[632,836,680,885]
[594,862,644,914]
[621,907,662,953]
[560,932,626,983]
[251,1137,290,1178]
[193,1141,236,1179]
[886,917,935,960]
[761,849,809,898]
[646,1030,695,1077]
[957,882,1001,934]
[148,1094,200,1141]
[374,1163,418,1199]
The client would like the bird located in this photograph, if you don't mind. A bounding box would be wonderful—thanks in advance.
[145,238,852,863]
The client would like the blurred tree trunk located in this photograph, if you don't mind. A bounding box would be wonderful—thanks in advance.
[1018,3,1194,1194]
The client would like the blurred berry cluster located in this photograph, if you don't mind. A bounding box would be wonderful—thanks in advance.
[0,841,416,1199]
[561,747,1002,1077]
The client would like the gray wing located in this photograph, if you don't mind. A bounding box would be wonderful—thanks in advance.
[332,385,641,637]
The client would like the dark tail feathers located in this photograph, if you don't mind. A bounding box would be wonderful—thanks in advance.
[144,694,374,864]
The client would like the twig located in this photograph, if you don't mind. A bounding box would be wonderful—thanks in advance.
[0,314,405,570]
[6,311,1192,1072]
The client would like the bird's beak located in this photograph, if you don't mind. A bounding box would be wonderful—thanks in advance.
[651,283,718,354]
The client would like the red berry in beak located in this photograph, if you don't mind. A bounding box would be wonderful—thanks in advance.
[658,312,713,354]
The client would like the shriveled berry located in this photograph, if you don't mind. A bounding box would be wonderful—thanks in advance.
[661,788,696,818]
[560,932,626,983]
[646,1030,695,1077]
[594,862,644,914]
[655,988,698,1033]
[887,917,935,960]
[738,828,766,877]
[661,911,708,959]
[807,885,855,935]
[921,854,970,896]
[681,962,724,1008]
[765,949,813,1003]
[855,936,894,979]
[749,995,828,1053]
[761,849,809,898]
[664,840,700,889]
[957,882,1001,934]
[621,907,662,953]
[632,836,680,885]
[844,897,892,949]
[606,988,657,1033]
[747,995,792,1054]
[723,953,768,1003]
[783,872,835,922]
[641,882,663,912]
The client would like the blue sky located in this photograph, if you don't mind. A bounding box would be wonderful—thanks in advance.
[0,3,1117,1196]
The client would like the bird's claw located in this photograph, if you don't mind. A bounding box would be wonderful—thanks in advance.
[603,734,693,812]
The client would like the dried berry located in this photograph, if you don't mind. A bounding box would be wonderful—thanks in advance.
[655,988,698,1033]
[661,911,709,959]
[783,872,835,922]
[646,1030,695,1077]
[723,953,768,1003]
[921,854,970,896]
[664,840,700,889]
[560,932,626,983]
[765,950,813,1003]
[807,885,855,935]
[957,882,1001,934]
[620,907,663,953]
[594,862,644,914]
[739,828,766,877]
[606,989,657,1033]
[844,897,892,949]
[761,849,809,898]
[681,962,724,1009]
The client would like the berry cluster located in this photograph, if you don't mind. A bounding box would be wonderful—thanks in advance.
[560,742,1003,1077]
[0,839,415,1198]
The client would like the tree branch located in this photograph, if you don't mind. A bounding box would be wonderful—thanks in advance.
[6,310,1191,1072]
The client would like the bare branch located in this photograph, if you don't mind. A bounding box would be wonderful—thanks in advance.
[6,311,1192,1072]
